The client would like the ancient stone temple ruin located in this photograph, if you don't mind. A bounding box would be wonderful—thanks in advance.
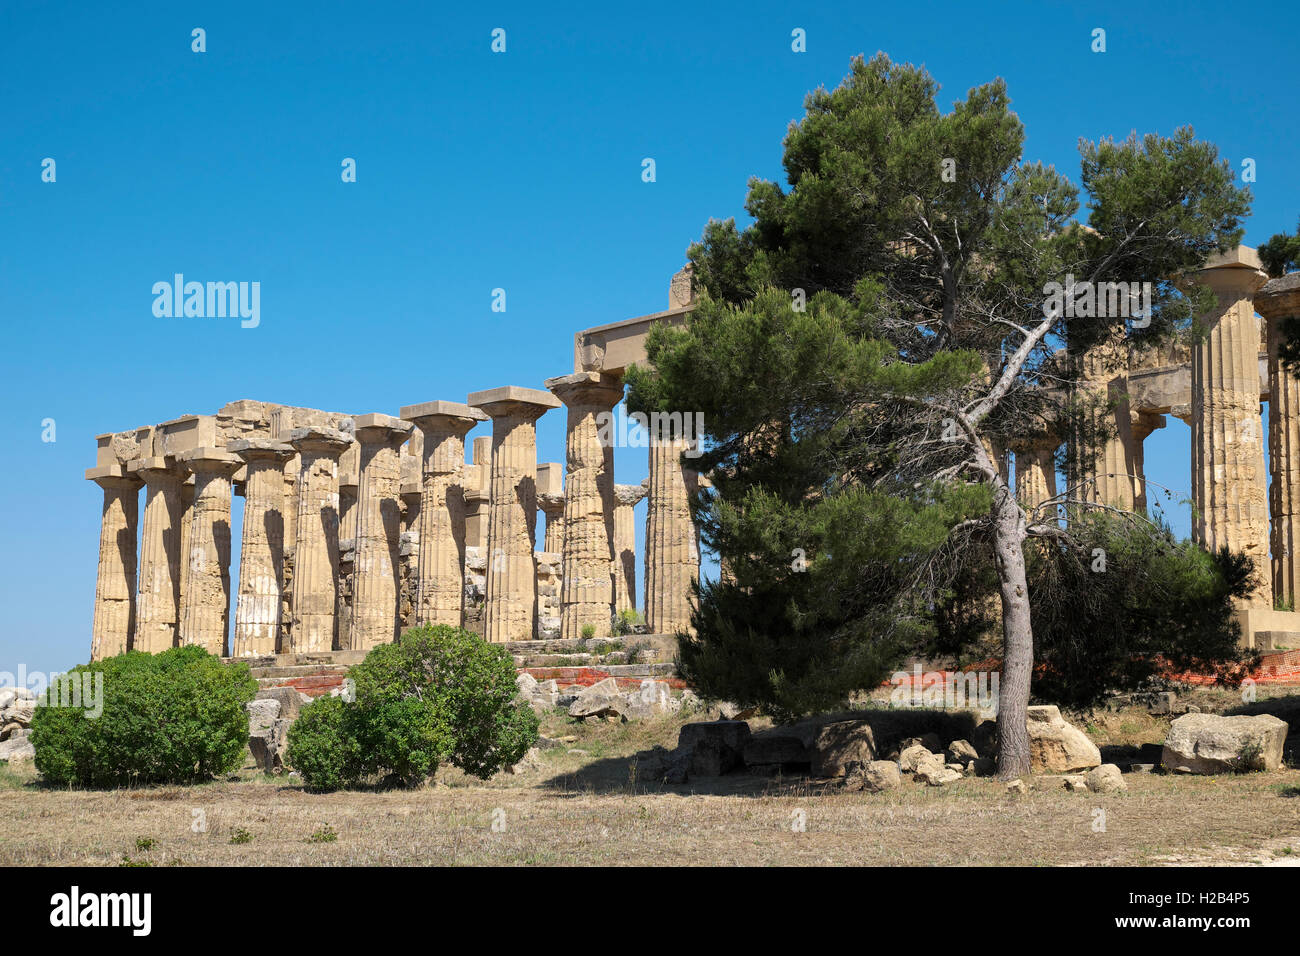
[86,249,1300,661]
[86,271,703,661]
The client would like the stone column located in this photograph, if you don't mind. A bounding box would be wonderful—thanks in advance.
[1129,411,1166,515]
[1012,438,1058,516]
[129,457,185,653]
[613,482,647,614]
[468,386,561,643]
[545,372,623,640]
[348,414,414,650]
[645,434,700,635]
[177,448,241,656]
[229,439,294,657]
[1256,273,1300,609]
[536,462,565,554]
[1192,248,1271,603]
[288,427,353,653]
[87,465,141,660]
[178,479,195,622]
[400,401,487,628]
[1073,334,1137,511]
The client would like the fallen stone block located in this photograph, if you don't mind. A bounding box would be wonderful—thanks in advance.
[1027,705,1101,774]
[1161,713,1289,774]
[255,685,310,720]
[812,720,876,778]
[1085,763,1127,794]
[568,677,624,719]
[677,720,751,777]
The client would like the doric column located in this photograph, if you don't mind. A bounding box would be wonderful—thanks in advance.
[288,426,353,653]
[1073,333,1137,511]
[177,448,241,656]
[177,479,195,621]
[468,386,561,643]
[1256,273,1300,609]
[348,414,414,650]
[645,432,700,635]
[229,438,295,657]
[536,462,565,554]
[1192,248,1271,603]
[613,482,647,614]
[129,457,185,653]
[545,372,624,639]
[1129,411,1166,515]
[1012,438,1058,516]
[86,465,141,659]
[400,401,486,628]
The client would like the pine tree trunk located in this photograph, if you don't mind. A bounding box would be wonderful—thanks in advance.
[992,482,1033,780]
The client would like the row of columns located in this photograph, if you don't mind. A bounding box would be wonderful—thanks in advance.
[89,385,704,658]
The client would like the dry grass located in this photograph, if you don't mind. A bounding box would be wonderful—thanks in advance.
[3,701,1299,867]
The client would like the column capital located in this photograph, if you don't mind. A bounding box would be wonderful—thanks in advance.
[127,456,186,481]
[178,447,243,477]
[1254,272,1300,321]
[85,463,142,489]
[288,426,354,457]
[399,400,487,432]
[615,483,648,507]
[228,437,295,464]
[537,491,565,516]
[1199,245,1268,298]
[469,385,562,422]
[544,371,624,409]
[353,413,415,448]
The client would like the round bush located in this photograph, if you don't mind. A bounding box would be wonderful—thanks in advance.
[29,645,257,787]
[287,625,539,790]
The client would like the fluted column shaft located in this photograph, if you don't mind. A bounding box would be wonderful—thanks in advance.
[288,428,352,652]
[88,467,141,659]
[470,387,560,643]
[546,373,623,639]
[131,459,185,653]
[1074,335,1137,511]
[613,483,646,614]
[539,496,565,553]
[350,415,413,649]
[178,450,241,656]
[1257,275,1300,608]
[230,440,294,656]
[645,436,699,634]
[1013,440,1058,516]
[1192,258,1271,603]
[402,402,485,628]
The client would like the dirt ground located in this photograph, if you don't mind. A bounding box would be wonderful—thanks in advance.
[3,693,1299,867]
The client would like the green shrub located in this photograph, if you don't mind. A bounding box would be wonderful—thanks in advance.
[29,646,257,788]
[286,625,539,790]
[612,609,643,636]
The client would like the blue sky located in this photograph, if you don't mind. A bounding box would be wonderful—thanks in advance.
[2,0,1298,673]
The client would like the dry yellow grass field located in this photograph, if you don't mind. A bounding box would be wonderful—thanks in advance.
[3,699,1299,867]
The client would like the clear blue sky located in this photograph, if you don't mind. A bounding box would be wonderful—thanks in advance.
[2,0,1298,673]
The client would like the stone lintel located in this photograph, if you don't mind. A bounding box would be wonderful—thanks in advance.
[615,482,648,506]
[537,491,565,513]
[398,400,488,423]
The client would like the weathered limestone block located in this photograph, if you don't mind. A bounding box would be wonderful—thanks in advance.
[676,720,752,777]
[536,462,565,554]
[86,464,141,660]
[288,426,353,652]
[400,401,487,628]
[568,676,625,719]
[1161,712,1288,774]
[1255,273,1300,609]
[613,482,647,615]
[1084,763,1127,793]
[545,372,624,639]
[812,719,877,778]
[129,457,186,653]
[178,448,242,656]
[535,550,562,637]
[350,414,413,650]
[229,438,295,657]
[468,386,561,642]
[1026,705,1101,774]
[1192,248,1272,603]
[843,760,902,793]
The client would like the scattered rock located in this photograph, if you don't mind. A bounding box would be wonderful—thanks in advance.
[946,739,979,765]
[1027,705,1101,774]
[1161,713,1289,774]
[255,686,310,721]
[718,701,758,721]
[246,698,281,733]
[516,673,560,714]
[619,679,680,720]
[1085,763,1127,794]
[812,720,876,778]
[1147,691,1177,716]
[248,718,292,774]
[899,744,936,773]
[507,747,544,775]
[918,764,961,786]
[1005,779,1026,794]
[678,720,752,777]
[1129,763,1156,774]
[567,678,624,719]
[901,733,943,754]
[0,735,35,763]
[1062,775,1087,792]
